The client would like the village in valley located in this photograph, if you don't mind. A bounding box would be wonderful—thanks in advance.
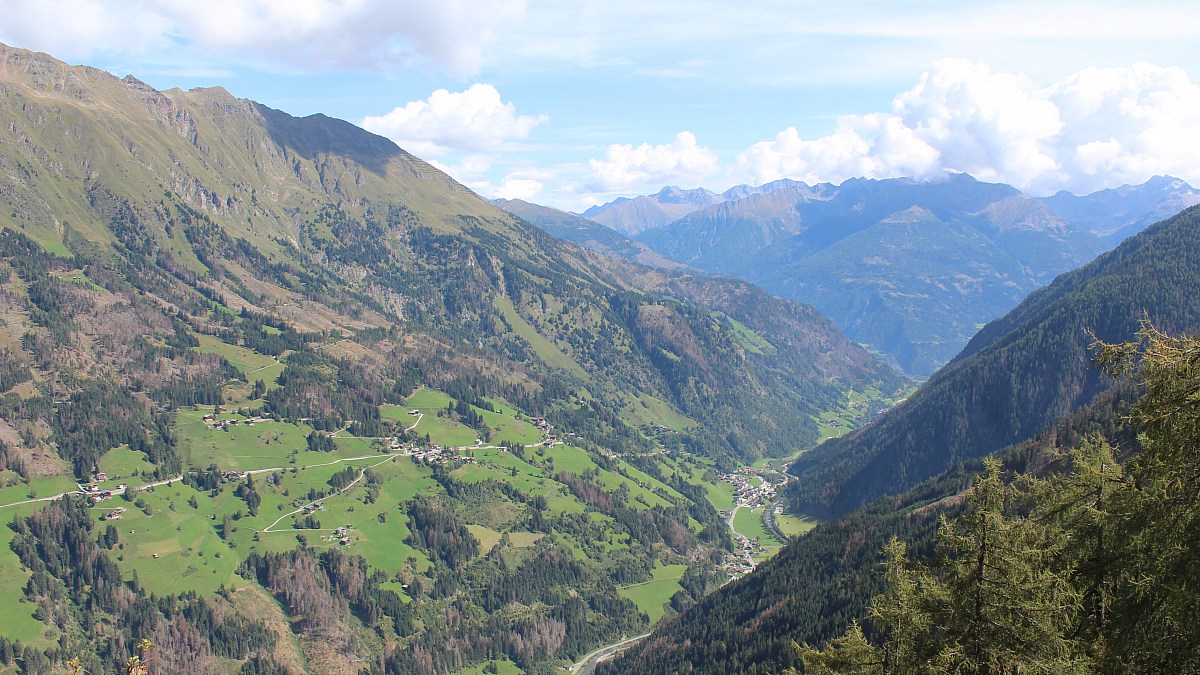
[715,468,789,580]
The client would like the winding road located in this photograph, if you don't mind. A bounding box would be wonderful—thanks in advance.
[569,632,651,674]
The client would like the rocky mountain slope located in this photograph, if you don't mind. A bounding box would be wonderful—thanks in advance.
[1042,174,1200,243]
[576,174,1197,376]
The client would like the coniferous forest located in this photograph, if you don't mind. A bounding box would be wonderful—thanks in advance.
[800,325,1200,673]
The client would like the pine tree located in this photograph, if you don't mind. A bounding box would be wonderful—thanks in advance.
[802,461,1085,674]
[793,622,878,674]
[1093,324,1200,672]
[927,462,1084,674]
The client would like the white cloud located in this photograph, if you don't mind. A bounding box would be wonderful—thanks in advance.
[0,0,526,76]
[361,84,547,157]
[734,60,1200,195]
[585,132,719,193]
[429,156,551,204]
[495,174,546,202]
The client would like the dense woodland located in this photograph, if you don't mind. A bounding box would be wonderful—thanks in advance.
[609,206,1200,675]
[800,326,1200,673]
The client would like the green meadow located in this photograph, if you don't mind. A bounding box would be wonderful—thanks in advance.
[619,563,688,624]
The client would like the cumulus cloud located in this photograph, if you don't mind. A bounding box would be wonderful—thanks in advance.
[735,60,1200,195]
[0,0,525,76]
[586,132,719,193]
[429,156,551,203]
[361,84,547,157]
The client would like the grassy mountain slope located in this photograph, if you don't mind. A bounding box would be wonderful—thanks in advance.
[789,204,1200,516]
[0,43,903,673]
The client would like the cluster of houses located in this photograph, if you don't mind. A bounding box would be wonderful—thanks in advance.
[202,412,260,431]
[720,469,779,509]
[409,444,476,465]
[79,479,128,501]
[717,542,758,580]
[325,525,355,547]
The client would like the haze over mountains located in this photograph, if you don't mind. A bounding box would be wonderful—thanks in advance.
[568,173,1200,374]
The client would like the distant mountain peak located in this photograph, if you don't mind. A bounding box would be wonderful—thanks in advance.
[653,185,717,204]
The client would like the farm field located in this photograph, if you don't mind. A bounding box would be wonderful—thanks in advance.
[619,563,688,624]
[733,507,786,557]
[193,333,284,386]
[776,512,821,537]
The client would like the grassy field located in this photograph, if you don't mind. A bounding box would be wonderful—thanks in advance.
[776,512,821,537]
[619,563,687,624]
[704,480,735,512]
[390,390,484,447]
[733,507,784,547]
[715,312,776,356]
[623,391,695,432]
[387,388,542,447]
[0,504,51,645]
[193,333,284,386]
[0,379,753,655]
[107,482,242,596]
[175,409,382,471]
[452,660,523,675]
[99,446,157,481]
[493,295,586,376]
[0,474,79,506]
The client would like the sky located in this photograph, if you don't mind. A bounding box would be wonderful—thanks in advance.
[2,1,1199,212]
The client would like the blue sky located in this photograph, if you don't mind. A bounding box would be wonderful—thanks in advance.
[2,0,1199,211]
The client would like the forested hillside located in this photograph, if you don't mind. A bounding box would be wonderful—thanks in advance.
[609,203,1200,674]
[789,204,1200,516]
[0,44,903,674]
[802,326,1200,673]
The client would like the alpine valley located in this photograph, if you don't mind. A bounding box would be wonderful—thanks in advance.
[2,40,1200,675]
[0,43,906,674]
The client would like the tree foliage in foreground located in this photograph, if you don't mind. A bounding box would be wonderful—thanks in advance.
[801,324,1200,674]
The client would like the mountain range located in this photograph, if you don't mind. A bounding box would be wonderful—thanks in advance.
[0,43,906,674]
[574,174,1199,375]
